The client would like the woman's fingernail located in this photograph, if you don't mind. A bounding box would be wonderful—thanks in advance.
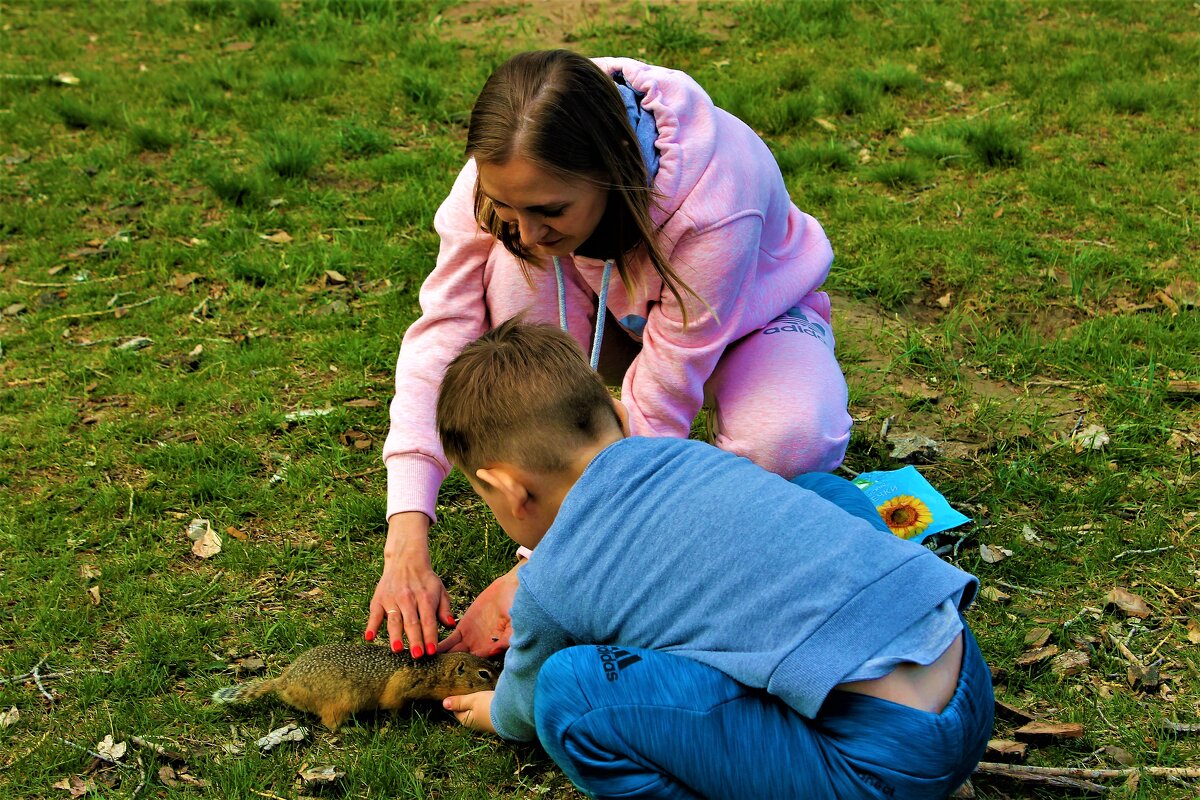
[364,630,375,642]
[448,615,458,626]
[391,640,402,653]
[412,644,424,658]
[443,699,452,709]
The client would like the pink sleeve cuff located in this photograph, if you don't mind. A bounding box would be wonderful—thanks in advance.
[385,453,448,524]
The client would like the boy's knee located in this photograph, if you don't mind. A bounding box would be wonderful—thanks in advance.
[534,646,596,741]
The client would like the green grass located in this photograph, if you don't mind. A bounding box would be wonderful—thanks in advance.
[2,1,1199,798]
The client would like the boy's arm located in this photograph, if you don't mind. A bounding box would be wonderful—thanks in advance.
[488,583,574,742]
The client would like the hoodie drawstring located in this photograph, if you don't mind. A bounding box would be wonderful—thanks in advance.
[553,256,613,373]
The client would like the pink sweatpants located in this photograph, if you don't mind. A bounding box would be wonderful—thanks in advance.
[703,296,852,478]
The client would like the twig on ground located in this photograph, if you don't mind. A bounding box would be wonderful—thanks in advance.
[251,790,291,800]
[0,730,53,772]
[16,271,145,289]
[1162,721,1200,735]
[995,580,1048,597]
[977,761,1200,781]
[1114,546,1174,560]
[332,465,387,480]
[0,667,111,684]
[131,756,148,800]
[57,738,130,769]
[129,735,189,762]
[45,296,159,324]
[31,660,54,703]
[974,762,1107,793]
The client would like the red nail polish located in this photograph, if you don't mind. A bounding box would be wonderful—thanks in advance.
[448,615,458,626]
[412,644,424,658]
[391,640,402,653]
[364,630,375,642]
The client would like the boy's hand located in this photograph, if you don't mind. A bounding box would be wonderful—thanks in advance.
[443,690,496,733]
[437,563,520,658]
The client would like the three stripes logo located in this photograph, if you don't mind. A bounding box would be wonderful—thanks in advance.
[595,645,642,682]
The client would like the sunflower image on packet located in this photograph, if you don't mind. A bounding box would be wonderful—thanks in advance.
[852,466,971,544]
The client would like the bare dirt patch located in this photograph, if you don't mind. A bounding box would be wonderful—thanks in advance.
[833,292,1085,460]
[440,0,717,47]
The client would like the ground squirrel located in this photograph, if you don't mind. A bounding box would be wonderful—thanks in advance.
[212,644,499,730]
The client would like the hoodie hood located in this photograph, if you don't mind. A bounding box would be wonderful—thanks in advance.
[593,57,720,226]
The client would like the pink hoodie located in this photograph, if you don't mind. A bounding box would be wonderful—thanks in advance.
[382,57,834,521]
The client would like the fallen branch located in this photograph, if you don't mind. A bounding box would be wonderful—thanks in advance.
[16,271,144,289]
[57,738,130,769]
[976,761,1200,781]
[31,660,54,703]
[332,465,386,480]
[1162,721,1200,735]
[1114,546,1175,560]
[129,735,189,763]
[974,762,1106,793]
[45,296,159,324]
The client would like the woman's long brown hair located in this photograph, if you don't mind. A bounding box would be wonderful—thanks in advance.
[466,49,701,325]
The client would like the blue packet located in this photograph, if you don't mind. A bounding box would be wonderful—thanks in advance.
[852,466,971,544]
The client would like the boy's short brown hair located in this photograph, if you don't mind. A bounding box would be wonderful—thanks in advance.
[437,319,622,475]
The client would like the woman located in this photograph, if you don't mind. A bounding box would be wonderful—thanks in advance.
[366,50,852,659]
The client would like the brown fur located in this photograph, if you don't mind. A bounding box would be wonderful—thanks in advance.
[212,644,498,730]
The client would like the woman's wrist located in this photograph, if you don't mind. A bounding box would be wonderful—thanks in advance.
[384,511,432,563]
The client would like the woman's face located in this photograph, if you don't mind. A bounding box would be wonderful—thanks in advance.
[477,157,607,258]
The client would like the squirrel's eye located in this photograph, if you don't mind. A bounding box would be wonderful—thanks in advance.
[478,669,492,680]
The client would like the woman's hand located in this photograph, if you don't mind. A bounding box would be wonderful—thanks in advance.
[436,563,521,658]
[443,690,496,733]
[365,512,455,658]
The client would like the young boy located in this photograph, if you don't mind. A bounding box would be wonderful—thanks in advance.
[439,320,992,800]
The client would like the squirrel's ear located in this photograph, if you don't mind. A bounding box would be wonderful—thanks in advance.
[455,662,466,676]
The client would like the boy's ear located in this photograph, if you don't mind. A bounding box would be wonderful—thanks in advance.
[475,465,532,520]
[612,398,631,437]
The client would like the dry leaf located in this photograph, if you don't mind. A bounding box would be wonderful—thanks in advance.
[1050,649,1090,677]
[1014,720,1085,742]
[172,272,202,290]
[944,79,964,94]
[813,117,837,132]
[985,739,1027,761]
[158,766,180,788]
[324,269,348,285]
[936,292,952,308]
[1015,644,1058,666]
[1186,618,1200,644]
[225,525,248,541]
[53,776,94,797]
[344,398,379,408]
[979,586,1010,604]
[52,72,81,86]
[1072,424,1110,451]
[186,518,211,541]
[192,528,222,559]
[95,735,127,762]
[1104,587,1151,619]
[87,586,101,606]
[79,564,101,581]
[224,41,254,52]
[1024,627,1052,648]
[0,707,18,728]
[979,543,1012,564]
[260,230,293,244]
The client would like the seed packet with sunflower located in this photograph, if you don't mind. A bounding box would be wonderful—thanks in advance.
[852,466,971,544]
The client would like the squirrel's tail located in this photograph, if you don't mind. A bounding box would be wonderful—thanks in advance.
[211,679,278,705]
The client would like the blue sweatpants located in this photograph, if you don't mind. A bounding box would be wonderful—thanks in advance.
[531,473,993,799]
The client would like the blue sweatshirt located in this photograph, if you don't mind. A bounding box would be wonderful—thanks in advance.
[489,437,978,741]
